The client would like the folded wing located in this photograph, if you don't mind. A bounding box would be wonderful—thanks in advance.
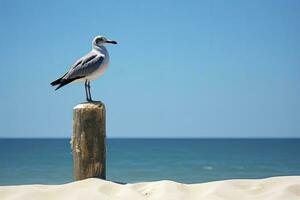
[51,52,104,90]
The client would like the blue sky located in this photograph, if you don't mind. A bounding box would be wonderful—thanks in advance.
[0,0,299,138]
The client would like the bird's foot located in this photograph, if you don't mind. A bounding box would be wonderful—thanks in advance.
[86,98,93,102]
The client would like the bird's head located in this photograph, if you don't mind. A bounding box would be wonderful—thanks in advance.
[93,35,117,48]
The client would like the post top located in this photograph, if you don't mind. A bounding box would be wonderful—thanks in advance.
[74,101,105,110]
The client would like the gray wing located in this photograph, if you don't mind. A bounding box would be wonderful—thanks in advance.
[63,51,104,80]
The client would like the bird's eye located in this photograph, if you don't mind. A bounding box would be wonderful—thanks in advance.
[96,38,102,44]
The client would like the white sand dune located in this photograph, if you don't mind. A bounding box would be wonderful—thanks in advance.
[0,176,300,200]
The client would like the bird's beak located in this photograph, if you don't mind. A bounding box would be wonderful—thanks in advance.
[106,40,117,44]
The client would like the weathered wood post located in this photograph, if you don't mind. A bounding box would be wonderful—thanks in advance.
[71,101,106,181]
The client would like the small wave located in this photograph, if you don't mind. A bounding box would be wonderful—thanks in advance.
[234,166,245,169]
[203,166,213,170]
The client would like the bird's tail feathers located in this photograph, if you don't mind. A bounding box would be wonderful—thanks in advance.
[54,76,84,90]
[50,77,63,86]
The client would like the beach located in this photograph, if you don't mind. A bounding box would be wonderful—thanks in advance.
[1,176,300,200]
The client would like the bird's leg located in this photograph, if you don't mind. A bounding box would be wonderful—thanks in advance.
[85,80,90,101]
[87,81,92,101]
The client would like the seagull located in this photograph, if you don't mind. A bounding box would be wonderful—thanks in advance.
[51,35,117,101]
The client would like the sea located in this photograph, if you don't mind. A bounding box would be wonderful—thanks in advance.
[0,138,299,185]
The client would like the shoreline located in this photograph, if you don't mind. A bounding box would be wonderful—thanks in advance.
[0,176,299,200]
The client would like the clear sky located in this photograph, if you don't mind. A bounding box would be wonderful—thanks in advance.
[0,0,299,138]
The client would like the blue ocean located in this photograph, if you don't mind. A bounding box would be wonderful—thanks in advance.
[0,139,299,185]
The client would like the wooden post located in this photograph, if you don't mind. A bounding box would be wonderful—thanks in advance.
[71,101,106,181]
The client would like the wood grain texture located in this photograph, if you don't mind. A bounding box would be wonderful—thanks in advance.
[72,101,106,180]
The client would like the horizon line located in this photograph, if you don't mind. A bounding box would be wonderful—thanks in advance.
[0,137,299,139]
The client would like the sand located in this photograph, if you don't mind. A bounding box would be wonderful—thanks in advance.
[0,176,299,200]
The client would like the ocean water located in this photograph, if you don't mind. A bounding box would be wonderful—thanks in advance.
[0,138,299,185]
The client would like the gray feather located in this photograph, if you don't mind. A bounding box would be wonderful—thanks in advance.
[63,51,104,80]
